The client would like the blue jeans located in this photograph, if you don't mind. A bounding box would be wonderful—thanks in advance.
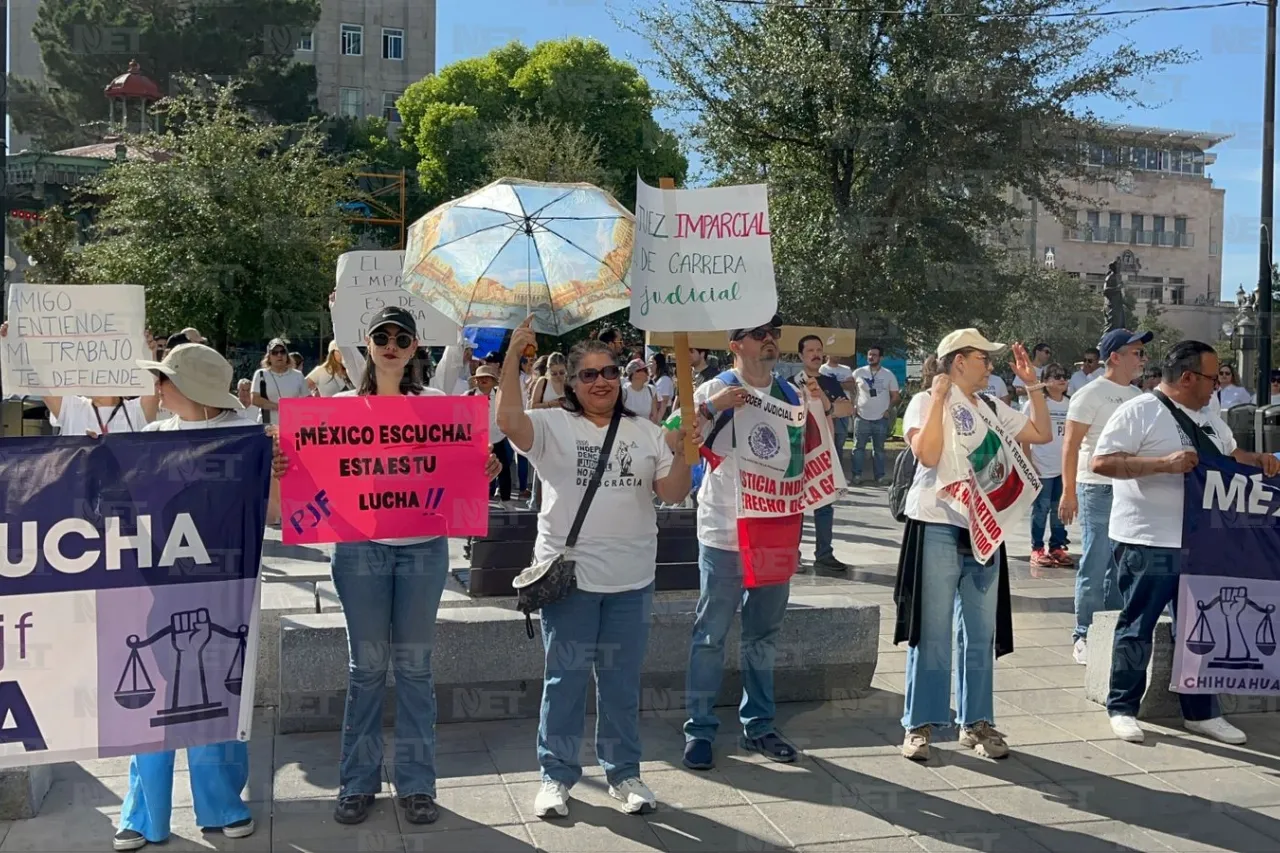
[1106,543,1219,721]
[811,504,835,561]
[538,584,653,787]
[331,537,450,798]
[517,454,530,492]
[1074,483,1123,641]
[119,742,250,842]
[902,523,999,730]
[834,419,850,478]
[684,544,790,742]
[852,416,889,480]
[1030,475,1067,551]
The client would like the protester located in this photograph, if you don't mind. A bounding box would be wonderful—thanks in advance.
[498,317,693,818]
[1020,362,1071,571]
[650,351,675,418]
[850,345,901,485]
[1012,342,1052,399]
[1254,370,1280,406]
[528,353,567,410]
[250,338,307,425]
[113,342,287,851]
[1138,364,1162,392]
[288,352,304,371]
[1215,363,1252,409]
[305,341,353,397]
[180,326,206,344]
[1059,329,1150,665]
[237,379,261,424]
[328,306,501,825]
[984,361,1011,404]
[469,364,513,505]
[1068,348,1103,394]
[792,334,854,571]
[820,353,855,474]
[622,359,660,422]
[690,347,717,386]
[1092,340,1280,745]
[597,326,624,359]
[895,330,1052,762]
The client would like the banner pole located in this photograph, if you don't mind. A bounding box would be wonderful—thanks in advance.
[659,176,700,466]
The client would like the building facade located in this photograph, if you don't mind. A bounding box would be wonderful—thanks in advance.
[1006,124,1233,342]
[293,0,436,125]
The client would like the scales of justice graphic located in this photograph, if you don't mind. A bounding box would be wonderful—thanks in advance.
[114,608,249,727]
[1185,585,1277,670]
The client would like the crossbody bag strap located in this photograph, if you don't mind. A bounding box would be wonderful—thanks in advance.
[1152,389,1221,459]
[564,407,623,551]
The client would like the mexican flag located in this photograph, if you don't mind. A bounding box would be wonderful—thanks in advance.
[936,387,1041,564]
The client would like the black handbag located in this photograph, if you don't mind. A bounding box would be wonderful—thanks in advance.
[512,408,622,638]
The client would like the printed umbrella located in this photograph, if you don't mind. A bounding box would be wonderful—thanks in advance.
[400,178,634,336]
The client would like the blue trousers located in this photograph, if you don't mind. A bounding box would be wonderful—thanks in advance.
[331,537,450,798]
[119,741,250,842]
[852,416,889,480]
[1074,483,1122,640]
[1029,475,1068,551]
[684,544,790,742]
[538,584,653,788]
[810,504,835,561]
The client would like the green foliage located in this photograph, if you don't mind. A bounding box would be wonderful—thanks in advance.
[628,0,1189,347]
[15,209,85,285]
[73,91,354,352]
[486,114,614,190]
[1135,302,1183,364]
[12,0,320,150]
[399,37,687,209]
[989,270,1105,369]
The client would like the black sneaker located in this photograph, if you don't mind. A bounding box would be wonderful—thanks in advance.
[814,555,849,571]
[333,794,375,825]
[112,829,147,852]
[682,738,714,771]
[740,732,797,763]
[400,793,439,825]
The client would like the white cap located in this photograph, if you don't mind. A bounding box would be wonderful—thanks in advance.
[137,344,242,410]
[936,328,1006,359]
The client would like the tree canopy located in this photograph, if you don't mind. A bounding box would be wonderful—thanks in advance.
[398,37,687,209]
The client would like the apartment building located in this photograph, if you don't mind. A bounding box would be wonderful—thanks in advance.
[293,0,436,125]
[1005,124,1233,342]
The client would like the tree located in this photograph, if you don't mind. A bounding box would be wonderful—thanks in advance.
[15,209,86,285]
[1135,302,1185,365]
[629,0,1189,346]
[398,38,686,209]
[11,0,320,150]
[989,269,1103,370]
[74,90,354,352]
[487,114,614,191]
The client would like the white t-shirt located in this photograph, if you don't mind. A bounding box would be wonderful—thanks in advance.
[307,365,351,397]
[523,408,673,592]
[1020,395,1069,478]
[985,374,1009,400]
[622,384,656,418]
[902,390,1029,528]
[1068,368,1103,395]
[1217,384,1252,410]
[1094,393,1236,547]
[1066,377,1141,486]
[654,375,675,404]
[466,389,504,444]
[143,410,251,433]
[820,363,854,385]
[251,368,308,423]
[53,396,148,436]
[851,366,899,421]
[1012,364,1047,392]
[334,388,448,546]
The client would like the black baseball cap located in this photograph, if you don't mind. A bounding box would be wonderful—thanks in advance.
[730,313,783,341]
[367,306,417,337]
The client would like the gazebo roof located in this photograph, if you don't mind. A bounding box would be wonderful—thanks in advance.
[104,60,162,101]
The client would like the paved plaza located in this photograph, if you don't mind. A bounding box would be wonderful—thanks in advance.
[8,487,1280,852]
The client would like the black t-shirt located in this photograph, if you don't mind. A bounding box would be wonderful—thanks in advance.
[791,371,847,404]
[697,365,718,386]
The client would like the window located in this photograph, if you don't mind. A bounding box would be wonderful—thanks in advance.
[297,30,313,51]
[1170,287,1186,305]
[382,92,402,122]
[1153,215,1165,233]
[339,88,363,118]
[1086,210,1100,240]
[1109,212,1123,242]
[341,24,363,56]
[382,28,404,60]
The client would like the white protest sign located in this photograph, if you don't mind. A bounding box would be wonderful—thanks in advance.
[331,251,459,348]
[1,284,154,397]
[628,177,778,332]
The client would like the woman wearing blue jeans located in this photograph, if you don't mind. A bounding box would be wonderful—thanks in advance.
[894,329,1052,762]
[330,307,500,826]
[497,318,693,819]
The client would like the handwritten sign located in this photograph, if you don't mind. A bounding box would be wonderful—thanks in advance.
[628,178,778,332]
[331,251,459,349]
[1,283,154,396]
[279,395,491,544]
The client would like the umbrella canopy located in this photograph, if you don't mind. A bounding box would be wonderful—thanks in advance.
[401,178,634,336]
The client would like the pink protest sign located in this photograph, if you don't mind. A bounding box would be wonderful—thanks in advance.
[279,395,490,544]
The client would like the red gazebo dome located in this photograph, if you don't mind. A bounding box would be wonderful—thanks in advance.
[104,60,162,101]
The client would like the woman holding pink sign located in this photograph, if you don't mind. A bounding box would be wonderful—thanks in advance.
[329,306,501,828]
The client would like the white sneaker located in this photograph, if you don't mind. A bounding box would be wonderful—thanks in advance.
[222,818,255,839]
[1109,714,1144,743]
[609,777,656,815]
[1185,717,1247,745]
[1072,639,1087,665]
[534,780,570,819]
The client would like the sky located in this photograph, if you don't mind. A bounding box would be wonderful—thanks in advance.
[436,0,1278,301]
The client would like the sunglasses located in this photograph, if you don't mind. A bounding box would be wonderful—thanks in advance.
[371,331,414,350]
[1046,372,1068,380]
[736,326,781,342]
[270,348,287,356]
[577,365,621,383]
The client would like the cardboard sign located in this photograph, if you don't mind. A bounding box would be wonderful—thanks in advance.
[628,178,778,332]
[279,395,491,543]
[331,251,459,349]
[1,283,154,396]
[645,327,858,357]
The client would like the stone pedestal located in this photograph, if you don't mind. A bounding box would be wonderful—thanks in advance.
[0,764,52,819]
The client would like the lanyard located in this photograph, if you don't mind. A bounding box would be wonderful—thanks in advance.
[93,400,132,435]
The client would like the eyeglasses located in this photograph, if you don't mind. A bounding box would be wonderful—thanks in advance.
[1219,369,1233,376]
[1046,374,1068,381]
[736,326,780,342]
[270,348,287,356]
[371,331,414,350]
[577,365,621,383]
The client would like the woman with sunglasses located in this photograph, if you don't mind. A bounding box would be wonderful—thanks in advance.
[497,316,695,819]
[250,337,307,426]
[1215,363,1252,410]
[1020,363,1073,571]
[329,307,500,828]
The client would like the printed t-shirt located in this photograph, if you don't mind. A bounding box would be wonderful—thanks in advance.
[851,365,899,421]
[1020,395,1069,478]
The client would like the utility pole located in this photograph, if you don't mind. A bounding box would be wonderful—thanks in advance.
[1257,0,1277,434]
[1,0,8,325]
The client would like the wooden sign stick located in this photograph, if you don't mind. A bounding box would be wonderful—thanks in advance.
[659,176,700,466]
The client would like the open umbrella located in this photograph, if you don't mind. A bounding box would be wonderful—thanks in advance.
[400,178,634,336]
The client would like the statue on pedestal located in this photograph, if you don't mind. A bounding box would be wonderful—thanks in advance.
[1102,258,1127,333]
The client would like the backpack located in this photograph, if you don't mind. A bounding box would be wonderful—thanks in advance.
[889,392,999,523]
